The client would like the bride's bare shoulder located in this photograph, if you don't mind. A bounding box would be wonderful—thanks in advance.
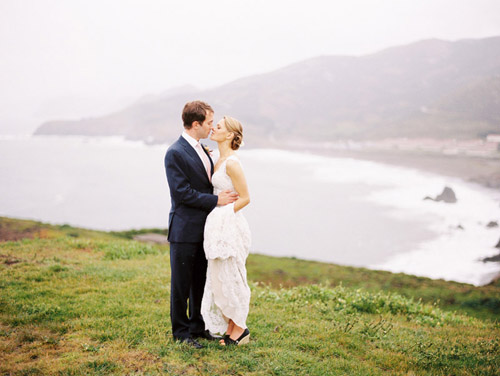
[226,157,244,175]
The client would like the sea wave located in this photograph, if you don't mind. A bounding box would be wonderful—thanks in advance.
[242,149,500,286]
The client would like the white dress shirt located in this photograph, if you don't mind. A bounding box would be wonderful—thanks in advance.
[182,131,211,178]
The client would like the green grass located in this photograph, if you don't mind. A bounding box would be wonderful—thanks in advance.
[247,254,500,322]
[0,216,499,375]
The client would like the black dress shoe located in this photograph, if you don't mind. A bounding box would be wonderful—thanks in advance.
[178,337,204,349]
[192,330,223,341]
[222,328,250,346]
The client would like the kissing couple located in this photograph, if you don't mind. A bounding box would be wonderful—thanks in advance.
[164,100,252,349]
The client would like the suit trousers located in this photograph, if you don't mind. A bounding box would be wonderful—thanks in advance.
[169,242,208,339]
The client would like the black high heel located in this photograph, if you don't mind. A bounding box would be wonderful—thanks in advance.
[219,333,229,343]
[222,328,250,346]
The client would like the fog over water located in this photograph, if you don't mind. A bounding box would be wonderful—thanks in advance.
[1,136,499,286]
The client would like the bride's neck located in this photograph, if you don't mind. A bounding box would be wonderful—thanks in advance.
[217,141,234,158]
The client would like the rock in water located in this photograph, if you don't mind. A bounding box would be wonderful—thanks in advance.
[133,233,169,244]
[486,221,499,228]
[435,186,457,203]
[483,253,500,262]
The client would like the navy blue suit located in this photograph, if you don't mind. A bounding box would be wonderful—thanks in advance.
[164,136,218,339]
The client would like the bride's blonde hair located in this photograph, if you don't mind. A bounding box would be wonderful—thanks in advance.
[223,116,244,150]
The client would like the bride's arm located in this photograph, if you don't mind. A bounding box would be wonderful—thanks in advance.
[226,160,250,213]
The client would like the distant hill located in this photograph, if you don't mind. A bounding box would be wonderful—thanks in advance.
[34,37,500,146]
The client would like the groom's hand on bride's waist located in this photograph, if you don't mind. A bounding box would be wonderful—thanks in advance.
[217,190,239,205]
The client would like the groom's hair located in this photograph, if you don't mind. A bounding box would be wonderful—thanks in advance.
[182,101,213,129]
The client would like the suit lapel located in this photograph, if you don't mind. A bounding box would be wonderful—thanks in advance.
[178,136,211,183]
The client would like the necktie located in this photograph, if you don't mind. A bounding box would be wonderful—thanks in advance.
[196,143,211,180]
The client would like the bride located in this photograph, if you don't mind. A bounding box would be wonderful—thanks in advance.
[201,116,251,346]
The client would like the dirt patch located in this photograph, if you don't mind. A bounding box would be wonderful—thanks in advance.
[0,219,46,242]
[0,254,22,265]
[112,349,163,373]
[0,322,164,375]
[0,324,72,374]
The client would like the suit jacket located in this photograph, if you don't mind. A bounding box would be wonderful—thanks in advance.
[164,136,218,243]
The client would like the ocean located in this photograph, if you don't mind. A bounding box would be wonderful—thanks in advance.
[1,135,499,285]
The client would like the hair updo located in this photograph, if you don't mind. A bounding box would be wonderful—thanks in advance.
[223,116,244,150]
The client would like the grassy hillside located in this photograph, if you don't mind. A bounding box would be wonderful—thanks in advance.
[247,255,500,322]
[0,217,499,375]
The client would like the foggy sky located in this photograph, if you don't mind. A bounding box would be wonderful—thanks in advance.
[1,0,500,133]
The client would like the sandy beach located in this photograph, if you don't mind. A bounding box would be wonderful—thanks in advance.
[310,149,500,190]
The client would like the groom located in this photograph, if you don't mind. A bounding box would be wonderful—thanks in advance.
[164,100,238,349]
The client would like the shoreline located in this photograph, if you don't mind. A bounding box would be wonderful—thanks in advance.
[303,148,500,190]
[284,146,500,190]
[243,146,500,286]
[308,147,500,285]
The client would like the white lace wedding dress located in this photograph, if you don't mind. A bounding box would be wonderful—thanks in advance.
[201,155,251,335]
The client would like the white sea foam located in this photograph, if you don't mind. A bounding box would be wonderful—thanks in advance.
[366,176,500,286]
[242,149,500,285]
